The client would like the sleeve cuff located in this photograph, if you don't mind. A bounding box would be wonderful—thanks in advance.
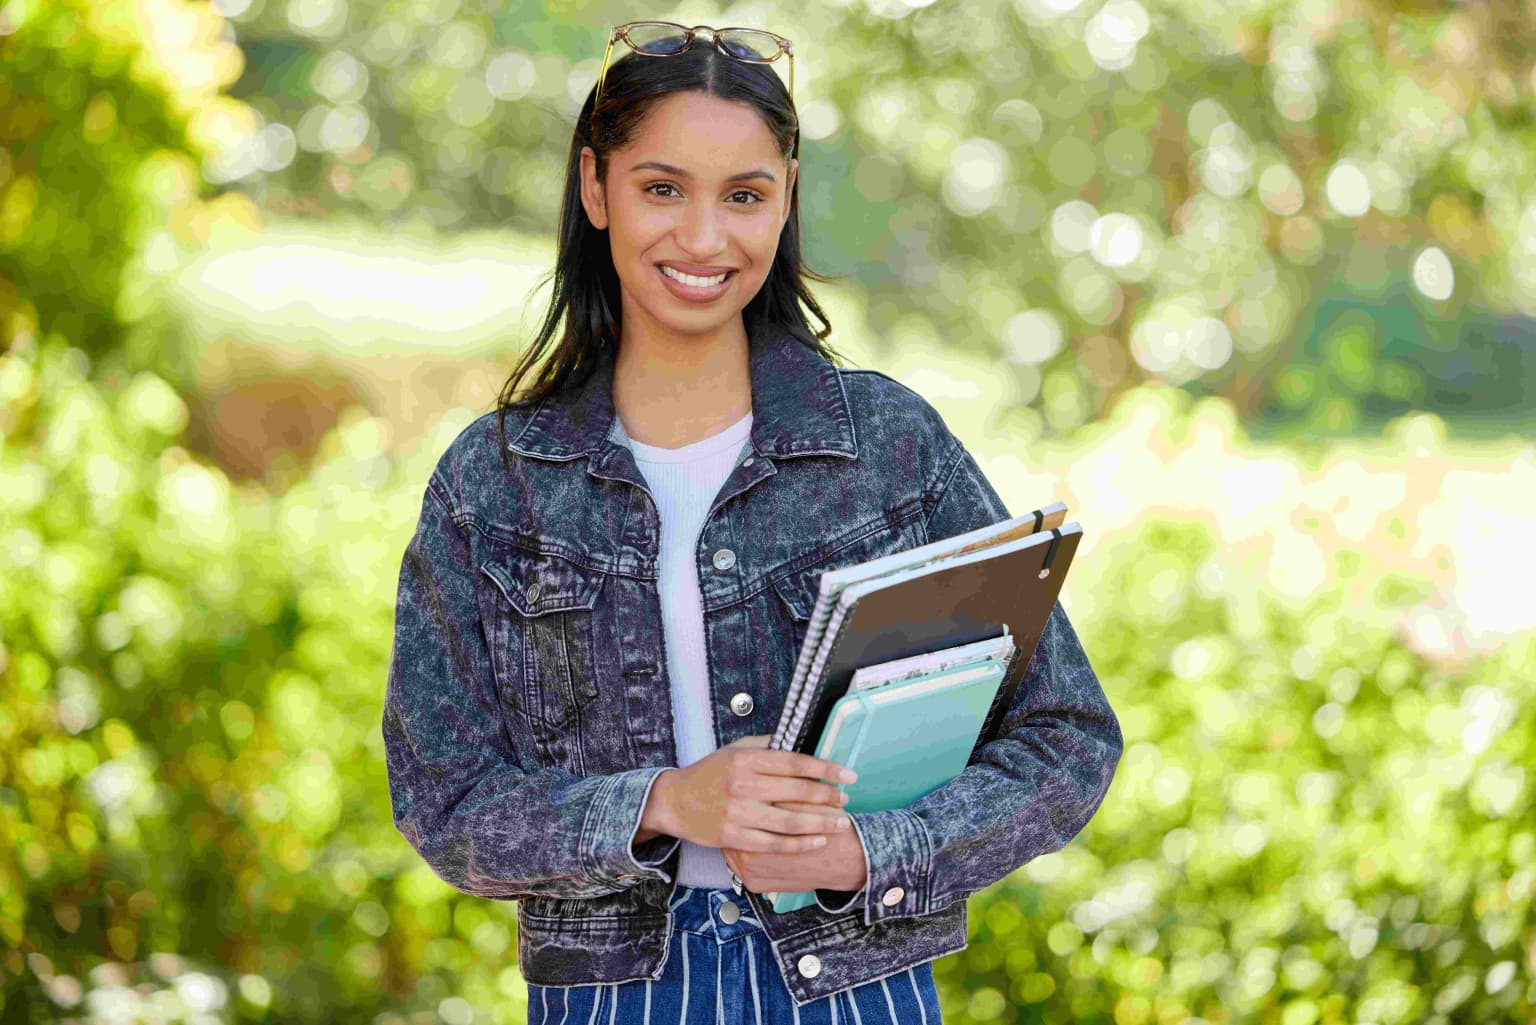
[843,808,932,927]
[583,766,680,888]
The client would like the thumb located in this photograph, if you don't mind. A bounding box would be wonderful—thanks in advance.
[727,734,771,749]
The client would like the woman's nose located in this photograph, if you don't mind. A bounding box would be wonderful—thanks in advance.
[675,200,726,256]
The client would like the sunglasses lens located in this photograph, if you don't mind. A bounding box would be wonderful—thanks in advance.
[717,28,782,60]
[625,23,691,54]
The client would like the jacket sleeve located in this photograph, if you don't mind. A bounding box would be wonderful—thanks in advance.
[382,473,681,900]
[827,435,1123,928]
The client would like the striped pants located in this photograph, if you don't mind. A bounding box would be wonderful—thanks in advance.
[525,884,944,1024]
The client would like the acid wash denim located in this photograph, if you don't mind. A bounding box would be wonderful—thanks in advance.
[382,328,1123,1007]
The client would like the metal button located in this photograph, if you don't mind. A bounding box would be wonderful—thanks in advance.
[729,692,754,717]
[743,457,755,466]
[712,548,736,571]
[797,953,821,978]
[525,583,542,603]
[717,900,741,925]
[881,886,905,907]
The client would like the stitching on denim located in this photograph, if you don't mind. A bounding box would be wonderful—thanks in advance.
[426,473,464,528]
[458,517,619,576]
[902,807,936,916]
[506,393,552,451]
[830,364,859,459]
[767,504,926,591]
[622,768,676,883]
[519,912,673,928]
[919,438,967,539]
[578,771,617,888]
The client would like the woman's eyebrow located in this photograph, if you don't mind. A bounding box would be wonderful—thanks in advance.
[628,160,777,184]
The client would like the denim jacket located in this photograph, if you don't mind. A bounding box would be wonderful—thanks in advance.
[382,329,1123,1006]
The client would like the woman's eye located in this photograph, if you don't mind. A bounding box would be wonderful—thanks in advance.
[643,182,764,205]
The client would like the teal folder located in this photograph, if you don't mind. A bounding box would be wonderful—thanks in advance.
[768,651,1011,914]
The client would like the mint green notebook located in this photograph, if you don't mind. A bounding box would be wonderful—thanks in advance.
[768,653,1010,914]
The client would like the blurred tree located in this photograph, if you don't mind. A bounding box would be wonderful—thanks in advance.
[213,0,1536,434]
[3,335,1531,1024]
[0,0,248,368]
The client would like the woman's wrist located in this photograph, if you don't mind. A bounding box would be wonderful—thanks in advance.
[634,767,679,845]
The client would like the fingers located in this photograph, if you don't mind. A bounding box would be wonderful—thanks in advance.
[770,802,850,835]
[746,749,856,785]
[727,775,847,812]
[795,752,857,784]
[773,799,852,823]
[721,823,834,854]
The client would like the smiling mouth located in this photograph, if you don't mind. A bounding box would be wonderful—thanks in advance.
[659,264,734,287]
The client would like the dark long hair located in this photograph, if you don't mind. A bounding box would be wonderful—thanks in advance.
[494,40,848,448]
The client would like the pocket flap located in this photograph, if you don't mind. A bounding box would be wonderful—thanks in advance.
[770,568,819,621]
[480,546,606,617]
[769,521,921,622]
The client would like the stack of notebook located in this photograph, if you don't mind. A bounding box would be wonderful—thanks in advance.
[758,503,1083,913]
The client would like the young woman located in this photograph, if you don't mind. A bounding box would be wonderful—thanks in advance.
[382,20,1123,1025]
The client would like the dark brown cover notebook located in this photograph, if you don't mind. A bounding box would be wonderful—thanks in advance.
[786,524,1083,756]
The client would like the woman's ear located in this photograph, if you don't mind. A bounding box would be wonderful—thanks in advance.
[579,146,608,231]
[781,157,797,228]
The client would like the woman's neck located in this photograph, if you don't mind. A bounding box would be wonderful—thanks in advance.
[611,326,753,449]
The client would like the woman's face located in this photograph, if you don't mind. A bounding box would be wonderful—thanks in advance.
[580,90,797,344]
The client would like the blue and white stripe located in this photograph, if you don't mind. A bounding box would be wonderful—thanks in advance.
[525,885,943,1024]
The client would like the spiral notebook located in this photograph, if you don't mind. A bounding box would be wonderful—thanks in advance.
[754,512,1083,913]
[767,502,1068,754]
[769,510,1081,759]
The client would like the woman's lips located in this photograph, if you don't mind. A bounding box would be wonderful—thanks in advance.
[656,264,735,302]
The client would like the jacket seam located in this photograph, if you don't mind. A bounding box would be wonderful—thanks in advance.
[920,437,966,538]
[426,473,463,527]
[767,503,925,588]
[578,772,618,889]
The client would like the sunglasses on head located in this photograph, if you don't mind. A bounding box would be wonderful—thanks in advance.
[593,21,795,109]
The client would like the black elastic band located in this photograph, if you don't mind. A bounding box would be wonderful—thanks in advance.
[1031,508,1044,533]
[1039,528,1062,578]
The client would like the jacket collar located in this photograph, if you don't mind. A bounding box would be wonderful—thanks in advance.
[506,328,858,462]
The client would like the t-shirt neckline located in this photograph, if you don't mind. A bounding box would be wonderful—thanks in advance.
[617,410,753,464]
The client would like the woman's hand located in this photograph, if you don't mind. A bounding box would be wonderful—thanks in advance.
[645,734,854,854]
[722,796,870,895]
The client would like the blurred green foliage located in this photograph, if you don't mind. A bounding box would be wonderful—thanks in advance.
[1,334,433,1022]
[213,0,1536,433]
[0,0,247,363]
[4,1,1535,1023]
[1240,287,1536,440]
[2,336,1531,1023]
[940,519,1535,1023]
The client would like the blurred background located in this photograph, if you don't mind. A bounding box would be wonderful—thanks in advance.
[1,0,1533,1022]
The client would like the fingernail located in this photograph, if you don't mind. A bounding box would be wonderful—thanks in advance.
[838,791,849,806]
[837,817,850,829]
[813,835,827,847]
[841,769,857,784]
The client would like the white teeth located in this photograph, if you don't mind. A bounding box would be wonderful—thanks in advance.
[661,265,728,287]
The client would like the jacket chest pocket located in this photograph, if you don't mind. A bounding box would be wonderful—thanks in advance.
[766,517,925,698]
[479,546,607,732]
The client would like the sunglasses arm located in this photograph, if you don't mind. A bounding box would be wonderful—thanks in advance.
[594,30,618,109]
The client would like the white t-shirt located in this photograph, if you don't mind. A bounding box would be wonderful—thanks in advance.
[610,409,754,888]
